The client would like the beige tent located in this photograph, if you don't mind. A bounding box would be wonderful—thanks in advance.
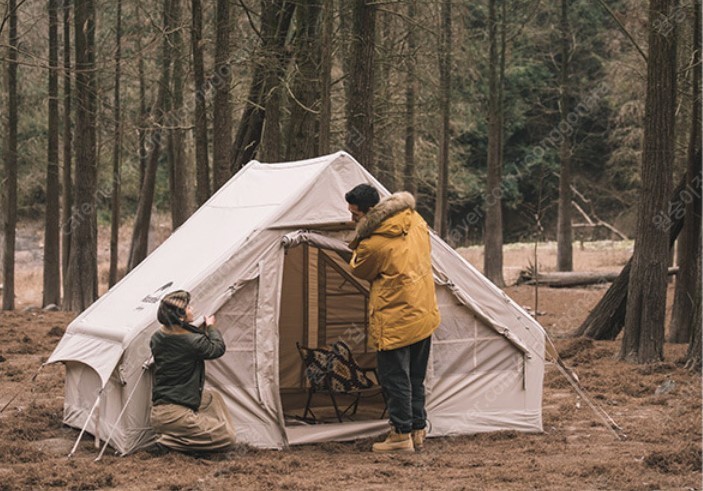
[48,151,545,454]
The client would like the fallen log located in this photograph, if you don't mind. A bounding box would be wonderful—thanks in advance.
[518,268,678,288]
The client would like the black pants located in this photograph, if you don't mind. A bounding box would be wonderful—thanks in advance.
[376,336,431,434]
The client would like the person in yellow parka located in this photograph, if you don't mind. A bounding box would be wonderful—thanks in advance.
[345,184,441,453]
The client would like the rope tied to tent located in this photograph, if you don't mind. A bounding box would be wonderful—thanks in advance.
[0,363,45,414]
[545,335,625,441]
[68,387,105,458]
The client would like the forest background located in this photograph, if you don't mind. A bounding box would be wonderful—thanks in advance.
[0,0,701,366]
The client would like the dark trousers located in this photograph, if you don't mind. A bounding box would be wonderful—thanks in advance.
[376,336,431,434]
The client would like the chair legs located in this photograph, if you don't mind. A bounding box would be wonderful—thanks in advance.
[329,391,343,423]
[302,388,315,423]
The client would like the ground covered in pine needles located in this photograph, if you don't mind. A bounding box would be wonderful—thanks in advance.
[0,240,700,490]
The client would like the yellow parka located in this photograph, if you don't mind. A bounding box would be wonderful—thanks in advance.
[349,192,440,351]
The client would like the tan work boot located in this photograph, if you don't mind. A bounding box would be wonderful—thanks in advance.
[412,428,427,450]
[372,429,415,453]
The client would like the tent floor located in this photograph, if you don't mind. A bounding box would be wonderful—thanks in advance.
[280,389,386,425]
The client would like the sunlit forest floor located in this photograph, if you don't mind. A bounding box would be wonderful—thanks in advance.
[0,219,699,490]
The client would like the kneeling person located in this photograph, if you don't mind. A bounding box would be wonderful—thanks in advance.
[150,290,236,453]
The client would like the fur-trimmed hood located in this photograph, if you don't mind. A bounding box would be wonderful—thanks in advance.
[350,192,416,248]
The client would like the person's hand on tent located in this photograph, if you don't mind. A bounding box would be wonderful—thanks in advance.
[205,314,216,328]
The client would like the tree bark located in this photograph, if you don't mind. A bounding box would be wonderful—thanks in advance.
[108,0,122,288]
[402,0,417,195]
[338,0,352,102]
[61,0,72,301]
[575,166,699,340]
[669,0,701,343]
[620,0,677,364]
[191,0,210,205]
[127,0,174,272]
[2,0,19,310]
[373,7,396,190]
[168,0,190,228]
[137,47,147,187]
[345,0,376,171]
[212,0,232,190]
[64,0,98,311]
[434,0,451,237]
[285,0,322,162]
[484,0,505,286]
[318,0,333,155]
[684,255,701,371]
[556,0,573,272]
[43,0,61,306]
[230,1,295,172]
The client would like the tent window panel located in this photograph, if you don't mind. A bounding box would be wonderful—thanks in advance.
[473,339,521,373]
[207,351,256,388]
[432,338,521,376]
[434,287,480,341]
[217,280,259,349]
[432,341,474,376]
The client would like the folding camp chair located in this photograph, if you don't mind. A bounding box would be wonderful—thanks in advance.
[296,340,386,423]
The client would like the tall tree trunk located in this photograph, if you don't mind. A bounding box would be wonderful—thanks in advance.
[669,0,701,343]
[127,0,174,271]
[2,0,19,310]
[498,0,506,183]
[345,0,376,171]
[43,0,61,306]
[434,0,451,237]
[61,0,72,301]
[338,0,352,103]
[620,0,677,363]
[684,254,701,371]
[108,0,122,288]
[191,0,210,205]
[64,0,98,311]
[403,0,417,195]
[574,169,699,339]
[230,1,296,172]
[556,0,573,272]
[375,7,396,191]
[318,0,333,155]
[168,0,189,228]
[259,2,297,164]
[484,0,505,286]
[137,48,147,187]
[212,0,232,190]
[259,80,282,162]
[285,0,322,162]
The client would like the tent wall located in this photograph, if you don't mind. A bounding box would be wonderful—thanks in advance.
[424,286,542,435]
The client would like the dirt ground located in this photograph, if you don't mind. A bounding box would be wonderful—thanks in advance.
[0,228,701,490]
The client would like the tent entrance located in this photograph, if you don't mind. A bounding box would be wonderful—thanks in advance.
[278,243,385,425]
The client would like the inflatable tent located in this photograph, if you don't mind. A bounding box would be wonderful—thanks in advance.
[48,151,545,453]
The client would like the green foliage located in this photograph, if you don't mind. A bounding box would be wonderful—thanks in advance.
[4,0,679,246]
